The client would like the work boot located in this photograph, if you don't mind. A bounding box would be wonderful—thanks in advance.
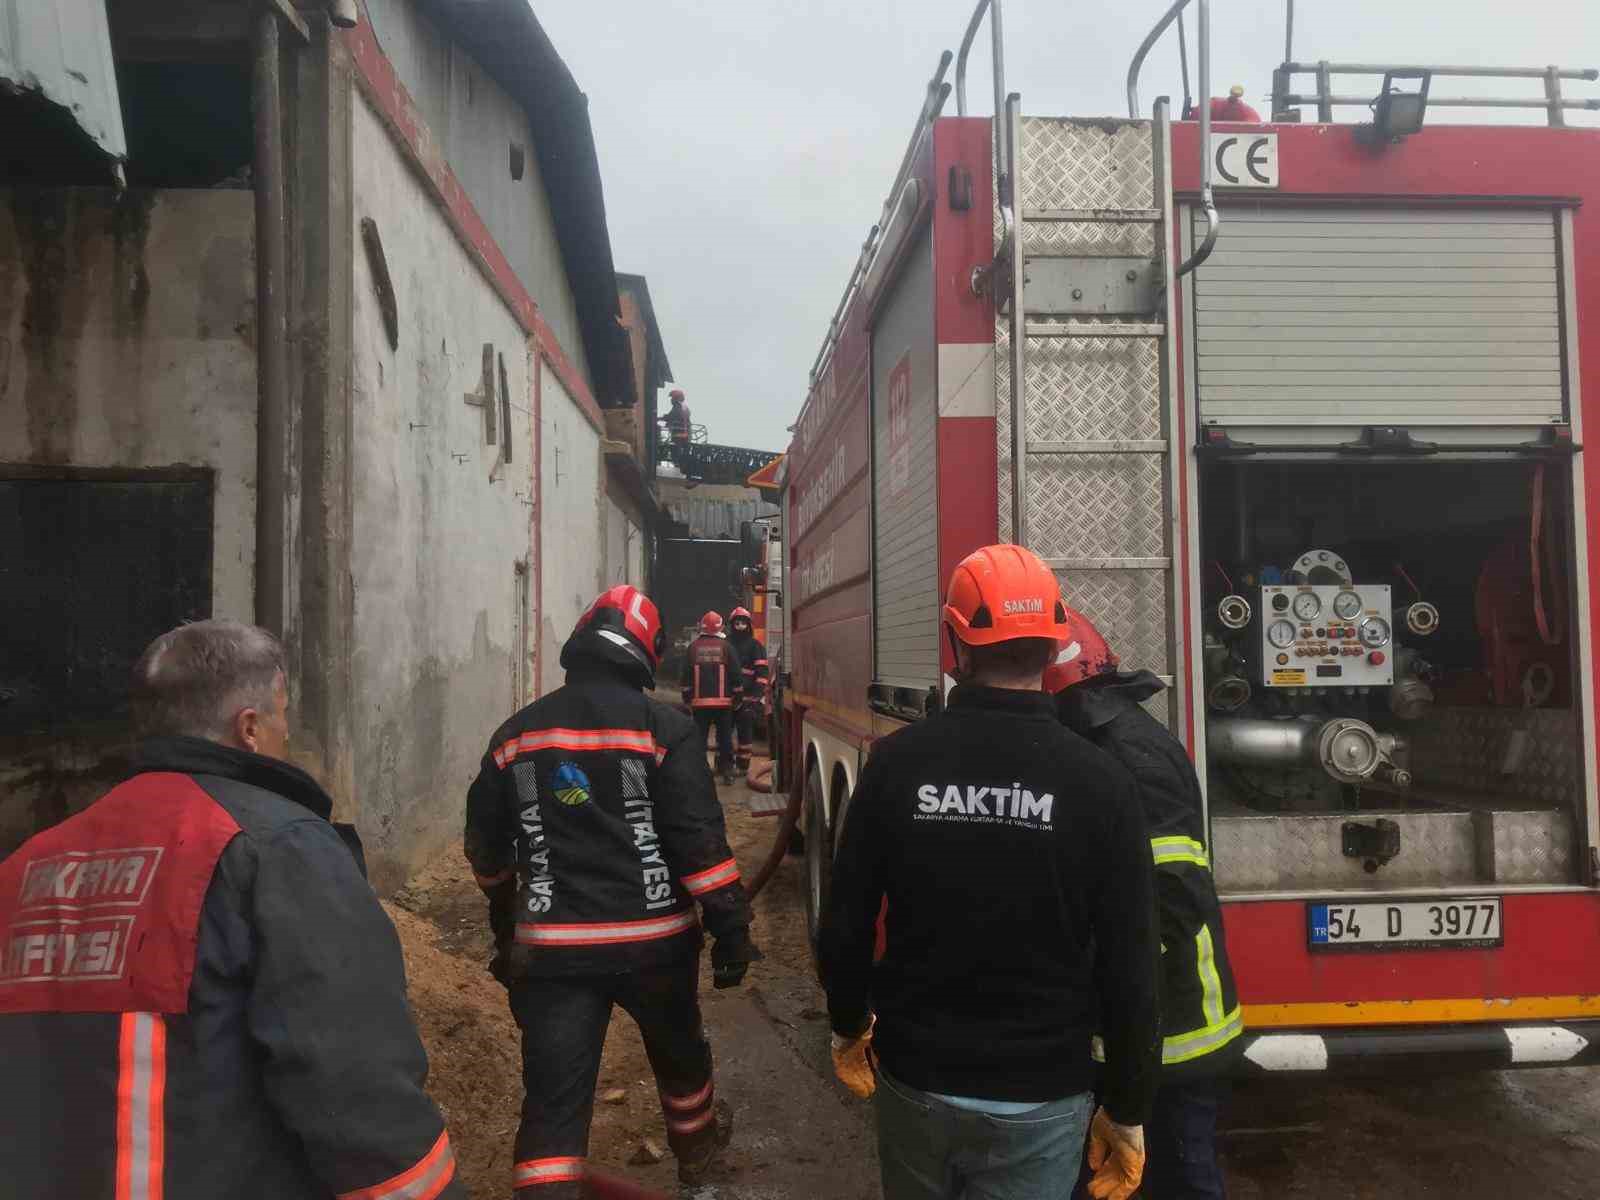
[675,1100,734,1186]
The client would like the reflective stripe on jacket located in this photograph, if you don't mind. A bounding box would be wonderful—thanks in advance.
[0,737,461,1200]
[681,634,742,709]
[1058,672,1243,1080]
[464,665,752,976]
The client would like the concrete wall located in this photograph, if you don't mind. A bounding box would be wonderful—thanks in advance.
[605,493,644,588]
[0,187,255,850]
[350,93,536,890]
[538,363,603,694]
[361,0,588,390]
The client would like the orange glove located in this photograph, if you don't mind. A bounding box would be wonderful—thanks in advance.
[1087,1107,1146,1200]
[830,1016,876,1099]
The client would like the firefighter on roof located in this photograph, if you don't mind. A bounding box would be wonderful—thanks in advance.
[1048,611,1242,1200]
[0,620,461,1200]
[819,544,1160,1200]
[464,586,760,1195]
[726,606,769,775]
[681,611,743,785]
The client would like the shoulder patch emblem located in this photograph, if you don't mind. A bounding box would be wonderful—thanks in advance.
[551,762,592,807]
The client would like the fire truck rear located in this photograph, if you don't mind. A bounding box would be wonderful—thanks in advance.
[775,0,1600,1073]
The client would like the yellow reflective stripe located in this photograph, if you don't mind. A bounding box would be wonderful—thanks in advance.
[1162,1006,1243,1065]
[1196,925,1225,1028]
[1150,836,1209,869]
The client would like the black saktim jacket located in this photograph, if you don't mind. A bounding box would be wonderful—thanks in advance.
[820,685,1162,1124]
[1058,671,1243,1080]
[0,737,461,1200]
[465,663,752,976]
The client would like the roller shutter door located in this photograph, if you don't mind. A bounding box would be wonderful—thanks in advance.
[871,232,939,690]
[1192,207,1565,440]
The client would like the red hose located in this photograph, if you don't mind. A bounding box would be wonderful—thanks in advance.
[1530,464,1567,646]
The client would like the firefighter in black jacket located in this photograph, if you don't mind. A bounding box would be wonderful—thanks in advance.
[1047,609,1243,1200]
[680,611,743,785]
[465,585,760,1195]
[820,544,1161,1200]
[0,620,461,1200]
[726,606,769,775]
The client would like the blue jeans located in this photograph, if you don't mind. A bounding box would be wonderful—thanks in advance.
[876,1070,1095,1199]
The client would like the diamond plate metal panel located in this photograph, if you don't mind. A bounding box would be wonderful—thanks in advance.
[1057,568,1170,676]
[996,319,1014,541]
[1475,810,1573,884]
[1212,812,1479,893]
[1407,707,1582,810]
[1024,337,1161,441]
[1016,118,1156,257]
[1027,456,1166,560]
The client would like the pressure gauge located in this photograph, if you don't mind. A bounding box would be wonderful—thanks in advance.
[1292,592,1322,621]
[1333,590,1363,621]
[1267,619,1297,649]
[1359,616,1392,649]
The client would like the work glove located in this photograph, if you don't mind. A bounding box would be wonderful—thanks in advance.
[830,1014,876,1099]
[710,929,763,989]
[1086,1107,1146,1200]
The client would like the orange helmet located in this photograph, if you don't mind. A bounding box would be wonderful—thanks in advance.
[699,611,725,636]
[943,544,1071,647]
[1043,608,1121,693]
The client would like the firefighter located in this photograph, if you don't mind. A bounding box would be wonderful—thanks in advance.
[819,544,1160,1200]
[1047,610,1243,1200]
[662,389,692,453]
[464,586,760,1195]
[681,611,743,786]
[726,606,769,775]
[0,620,462,1200]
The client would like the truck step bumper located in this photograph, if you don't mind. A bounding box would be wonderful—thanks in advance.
[1238,1021,1600,1075]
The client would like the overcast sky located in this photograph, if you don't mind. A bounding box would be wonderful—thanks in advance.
[538,0,1599,453]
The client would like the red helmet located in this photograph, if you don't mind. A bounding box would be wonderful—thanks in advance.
[1043,608,1121,693]
[572,584,666,669]
[943,544,1071,647]
[699,611,725,636]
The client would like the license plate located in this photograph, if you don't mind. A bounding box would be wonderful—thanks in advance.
[1307,897,1503,951]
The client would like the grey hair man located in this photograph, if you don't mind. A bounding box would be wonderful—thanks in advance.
[0,620,464,1200]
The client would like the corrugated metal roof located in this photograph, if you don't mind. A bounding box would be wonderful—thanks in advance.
[0,0,127,167]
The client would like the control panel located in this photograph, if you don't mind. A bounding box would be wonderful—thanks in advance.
[1259,584,1394,688]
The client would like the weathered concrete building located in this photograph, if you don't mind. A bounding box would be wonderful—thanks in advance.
[0,0,637,888]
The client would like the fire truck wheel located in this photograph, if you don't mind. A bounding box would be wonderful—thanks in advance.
[803,759,831,965]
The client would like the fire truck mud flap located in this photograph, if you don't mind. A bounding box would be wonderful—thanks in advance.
[1237,1021,1600,1075]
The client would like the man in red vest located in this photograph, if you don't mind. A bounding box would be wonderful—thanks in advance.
[0,620,460,1200]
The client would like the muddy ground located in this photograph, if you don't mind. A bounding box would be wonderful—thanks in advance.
[388,772,1600,1199]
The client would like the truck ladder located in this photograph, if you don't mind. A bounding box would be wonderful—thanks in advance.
[996,100,1184,729]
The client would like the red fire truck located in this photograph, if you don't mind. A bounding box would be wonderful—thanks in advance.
[774,0,1600,1073]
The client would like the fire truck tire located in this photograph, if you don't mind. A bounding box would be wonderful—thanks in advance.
[803,759,831,964]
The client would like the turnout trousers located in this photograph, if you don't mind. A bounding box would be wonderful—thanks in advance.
[507,956,719,1195]
[694,709,735,775]
[734,701,760,771]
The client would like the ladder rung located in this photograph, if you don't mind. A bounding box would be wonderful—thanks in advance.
[1029,439,1168,455]
[1024,207,1163,224]
[1041,556,1173,570]
[1026,322,1166,339]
